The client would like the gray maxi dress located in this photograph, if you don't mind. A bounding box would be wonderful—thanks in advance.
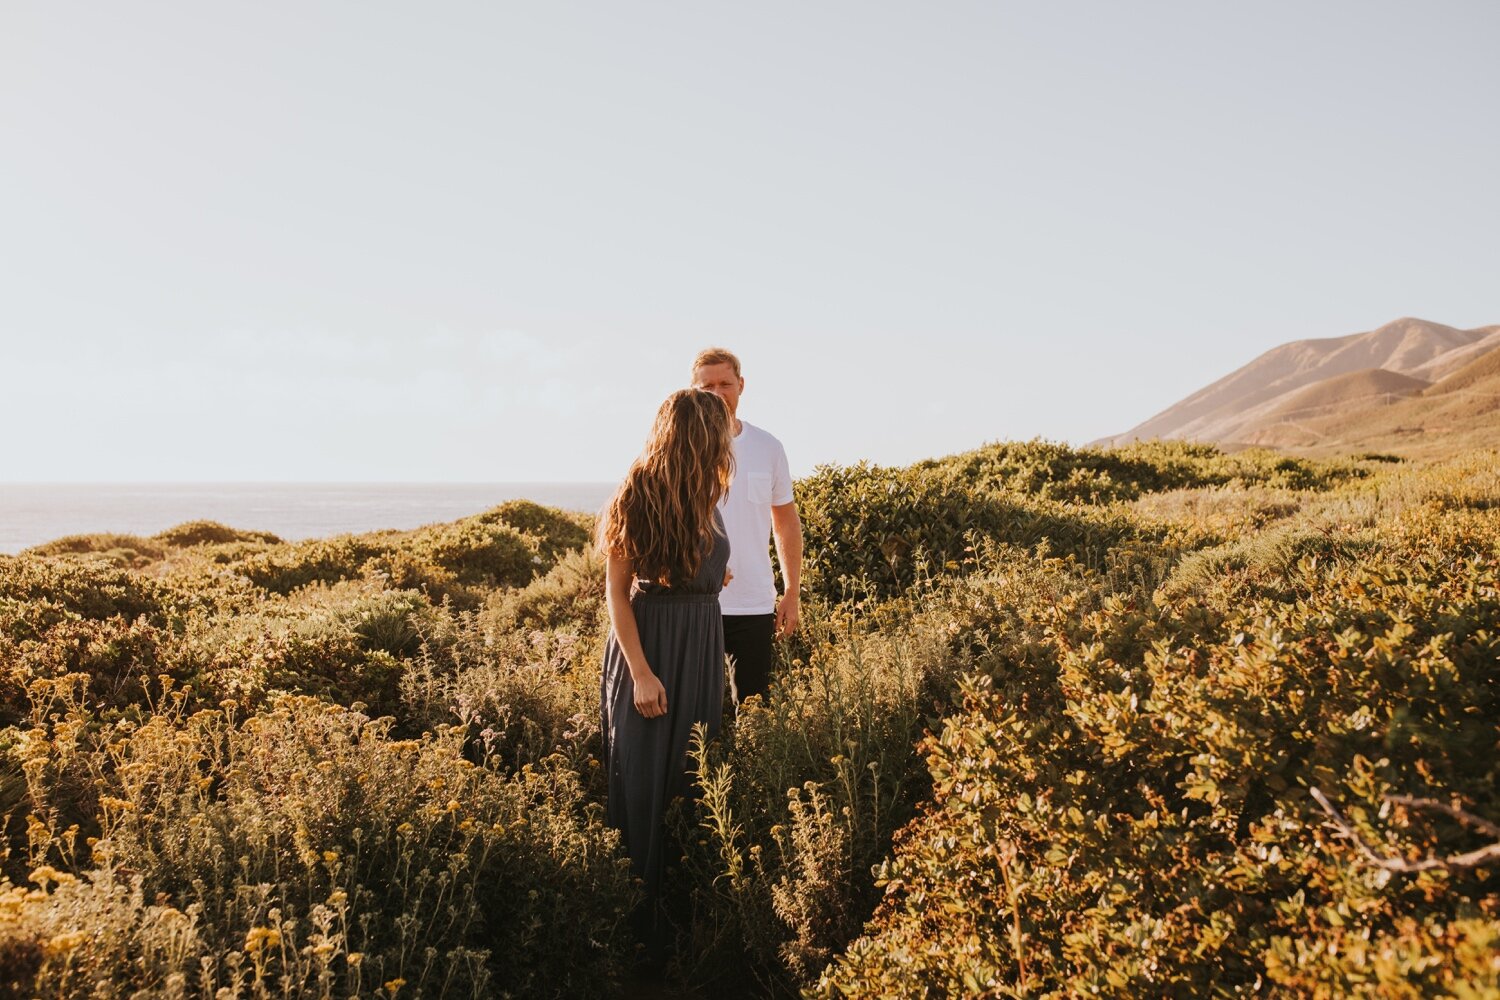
[601,513,729,910]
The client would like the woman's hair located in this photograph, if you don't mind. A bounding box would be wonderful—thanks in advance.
[598,388,735,587]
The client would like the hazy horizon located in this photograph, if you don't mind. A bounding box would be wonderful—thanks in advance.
[4,1,1496,481]
[0,480,622,554]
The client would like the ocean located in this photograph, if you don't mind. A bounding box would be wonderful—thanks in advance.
[0,483,617,555]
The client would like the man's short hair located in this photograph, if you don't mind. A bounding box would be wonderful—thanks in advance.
[692,347,742,379]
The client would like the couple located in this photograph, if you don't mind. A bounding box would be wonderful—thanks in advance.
[596,347,802,957]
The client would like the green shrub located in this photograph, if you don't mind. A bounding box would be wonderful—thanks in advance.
[482,547,605,634]
[817,500,1500,997]
[238,535,394,595]
[400,519,541,590]
[796,461,1144,603]
[924,439,1363,504]
[237,519,544,608]
[0,557,163,624]
[6,695,635,998]
[152,520,282,547]
[402,649,597,776]
[5,445,1495,998]
[165,581,439,718]
[0,616,169,728]
[669,610,966,996]
[1162,518,1378,601]
[475,499,593,559]
[1127,484,1305,549]
[23,534,167,566]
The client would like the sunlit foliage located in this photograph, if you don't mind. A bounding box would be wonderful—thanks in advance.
[2,445,1496,998]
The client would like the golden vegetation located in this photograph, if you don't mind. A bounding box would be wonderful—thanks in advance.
[2,446,1497,997]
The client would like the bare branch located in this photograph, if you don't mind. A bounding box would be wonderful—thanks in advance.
[1309,787,1500,874]
[1385,794,1500,840]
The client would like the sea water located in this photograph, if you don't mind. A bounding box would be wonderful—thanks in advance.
[0,482,617,554]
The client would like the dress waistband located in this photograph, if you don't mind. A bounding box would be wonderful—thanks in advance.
[632,591,721,606]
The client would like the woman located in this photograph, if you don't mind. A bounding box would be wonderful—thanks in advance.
[597,387,735,958]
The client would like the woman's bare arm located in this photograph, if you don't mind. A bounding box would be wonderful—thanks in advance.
[606,553,668,718]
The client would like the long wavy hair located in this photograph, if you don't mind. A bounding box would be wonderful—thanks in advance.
[598,388,735,587]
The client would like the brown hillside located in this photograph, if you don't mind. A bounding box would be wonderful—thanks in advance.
[1259,368,1430,424]
[1408,327,1500,382]
[1096,318,1489,447]
[1424,344,1500,397]
[1250,357,1500,456]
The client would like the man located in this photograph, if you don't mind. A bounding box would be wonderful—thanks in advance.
[691,347,803,707]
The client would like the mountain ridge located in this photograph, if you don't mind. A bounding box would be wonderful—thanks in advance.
[1096,317,1500,454]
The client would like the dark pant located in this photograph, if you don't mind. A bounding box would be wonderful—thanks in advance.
[723,613,776,707]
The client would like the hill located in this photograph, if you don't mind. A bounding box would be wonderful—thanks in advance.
[1097,317,1500,455]
[1409,327,1500,381]
[1239,367,1432,448]
[1259,367,1430,421]
[1426,341,1500,396]
[1235,343,1500,455]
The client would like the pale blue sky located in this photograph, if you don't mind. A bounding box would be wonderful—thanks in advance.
[2,1,1496,481]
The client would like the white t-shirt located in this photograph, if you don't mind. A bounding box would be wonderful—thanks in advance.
[718,420,794,615]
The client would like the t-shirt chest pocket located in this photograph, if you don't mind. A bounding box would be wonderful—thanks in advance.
[745,473,772,505]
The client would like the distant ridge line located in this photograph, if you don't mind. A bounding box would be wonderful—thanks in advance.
[1094,317,1500,456]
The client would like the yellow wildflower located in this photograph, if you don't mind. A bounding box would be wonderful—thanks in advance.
[244,926,281,952]
[44,931,86,955]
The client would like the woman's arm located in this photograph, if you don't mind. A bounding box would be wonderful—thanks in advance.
[606,552,668,718]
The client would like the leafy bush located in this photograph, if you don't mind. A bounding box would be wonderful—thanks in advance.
[924,439,1363,504]
[398,519,541,591]
[240,519,544,607]
[817,496,1500,997]
[0,557,163,625]
[666,608,970,996]
[239,535,395,595]
[474,500,593,560]
[152,520,282,547]
[22,533,168,568]
[1127,484,1303,549]
[403,649,597,776]
[796,461,1143,603]
[5,450,1495,998]
[6,694,635,998]
[482,547,605,635]
[163,581,440,718]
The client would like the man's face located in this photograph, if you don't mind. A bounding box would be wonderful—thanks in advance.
[692,362,744,419]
